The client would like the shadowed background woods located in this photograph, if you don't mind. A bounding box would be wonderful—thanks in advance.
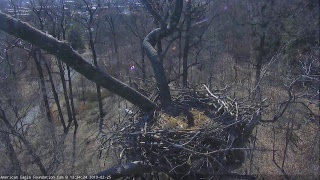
[0,0,318,178]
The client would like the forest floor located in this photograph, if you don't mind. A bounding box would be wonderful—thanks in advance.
[54,95,131,175]
[53,85,319,178]
[3,50,317,178]
[50,51,319,178]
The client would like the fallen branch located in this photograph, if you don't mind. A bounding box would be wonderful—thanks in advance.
[0,12,158,112]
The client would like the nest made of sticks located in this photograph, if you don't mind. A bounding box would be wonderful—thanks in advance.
[99,85,261,178]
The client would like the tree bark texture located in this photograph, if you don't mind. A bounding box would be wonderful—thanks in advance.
[43,59,67,130]
[33,49,59,173]
[255,34,265,87]
[182,0,192,87]
[0,12,158,112]
[88,29,104,131]
[67,65,77,127]
[142,0,183,107]
[57,60,74,129]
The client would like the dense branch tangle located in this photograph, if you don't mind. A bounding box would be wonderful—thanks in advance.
[98,86,260,179]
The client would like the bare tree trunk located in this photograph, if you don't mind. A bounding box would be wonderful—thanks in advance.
[43,59,67,130]
[80,76,86,103]
[0,12,158,111]
[0,107,47,175]
[182,0,192,87]
[255,34,265,87]
[59,2,77,132]
[157,40,163,62]
[71,119,78,175]
[106,16,119,78]
[282,118,294,169]
[88,29,105,131]
[141,43,146,85]
[142,0,183,107]
[57,60,74,130]
[67,66,76,123]
[109,17,118,54]
[254,34,265,101]
[178,32,182,86]
[33,48,59,173]
[1,132,22,174]
[144,33,171,106]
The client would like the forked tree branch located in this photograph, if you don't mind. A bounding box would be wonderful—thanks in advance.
[0,12,158,111]
[142,0,183,107]
[141,0,166,28]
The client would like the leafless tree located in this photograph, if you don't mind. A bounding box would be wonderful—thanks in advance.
[0,11,158,111]
[142,0,183,106]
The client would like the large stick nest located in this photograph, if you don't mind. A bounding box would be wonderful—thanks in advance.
[99,85,260,178]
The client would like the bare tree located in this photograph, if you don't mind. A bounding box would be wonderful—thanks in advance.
[142,0,183,107]
[74,0,107,131]
[0,106,47,175]
[182,0,192,87]
[32,48,59,173]
[0,11,158,111]
[0,131,22,174]
[119,11,150,85]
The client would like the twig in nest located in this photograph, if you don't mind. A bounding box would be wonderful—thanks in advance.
[203,84,230,113]
[96,86,262,178]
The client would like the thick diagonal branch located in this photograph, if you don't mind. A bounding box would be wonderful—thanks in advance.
[0,12,158,111]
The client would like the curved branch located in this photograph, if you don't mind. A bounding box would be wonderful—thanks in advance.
[0,12,158,112]
[142,0,183,107]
